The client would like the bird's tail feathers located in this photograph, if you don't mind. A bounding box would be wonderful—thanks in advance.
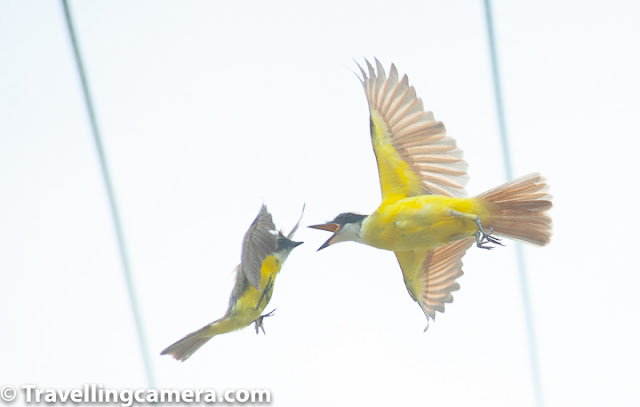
[161,318,234,362]
[478,173,552,246]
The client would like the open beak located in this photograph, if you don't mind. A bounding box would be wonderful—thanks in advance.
[308,223,340,251]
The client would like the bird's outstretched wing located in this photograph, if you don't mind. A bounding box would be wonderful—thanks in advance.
[357,59,468,202]
[395,238,473,324]
[286,204,306,239]
[241,205,278,289]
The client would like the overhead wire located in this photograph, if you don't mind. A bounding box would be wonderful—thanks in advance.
[482,1,544,406]
[59,0,542,396]
[61,0,156,387]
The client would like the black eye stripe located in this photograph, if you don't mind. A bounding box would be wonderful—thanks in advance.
[277,237,301,251]
[333,212,366,225]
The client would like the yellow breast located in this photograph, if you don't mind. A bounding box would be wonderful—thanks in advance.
[361,195,489,251]
[230,254,282,325]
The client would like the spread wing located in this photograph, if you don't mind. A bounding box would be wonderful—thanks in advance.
[286,203,306,239]
[241,205,278,289]
[395,238,474,324]
[358,59,468,202]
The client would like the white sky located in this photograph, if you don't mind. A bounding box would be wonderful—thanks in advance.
[1,1,639,406]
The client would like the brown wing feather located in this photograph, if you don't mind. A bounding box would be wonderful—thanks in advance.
[358,58,469,199]
[241,205,277,289]
[396,238,473,323]
[419,239,473,320]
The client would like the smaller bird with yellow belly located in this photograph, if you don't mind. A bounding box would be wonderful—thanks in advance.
[161,205,303,361]
[310,59,552,328]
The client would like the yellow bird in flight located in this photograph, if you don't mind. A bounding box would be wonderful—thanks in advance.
[161,205,303,361]
[310,59,552,327]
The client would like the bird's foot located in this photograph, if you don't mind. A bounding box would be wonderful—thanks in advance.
[474,217,503,250]
[254,309,276,335]
[255,275,274,310]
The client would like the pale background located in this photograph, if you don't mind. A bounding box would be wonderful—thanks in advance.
[1,1,639,406]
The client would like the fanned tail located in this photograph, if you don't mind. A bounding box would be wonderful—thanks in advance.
[478,173,552,246]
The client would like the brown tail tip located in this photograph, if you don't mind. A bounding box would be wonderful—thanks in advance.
[479,173,552,246]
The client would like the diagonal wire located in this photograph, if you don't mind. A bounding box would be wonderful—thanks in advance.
[482,1,543,406]
[61,0,156,387]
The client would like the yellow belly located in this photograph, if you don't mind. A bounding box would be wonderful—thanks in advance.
[361,195,490,251]
[228,254,282,327]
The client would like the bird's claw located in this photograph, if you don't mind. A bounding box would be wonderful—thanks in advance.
[254,309,276,335]
[474,220,504,250]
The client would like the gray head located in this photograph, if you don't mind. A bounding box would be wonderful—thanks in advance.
[276,235,303,259]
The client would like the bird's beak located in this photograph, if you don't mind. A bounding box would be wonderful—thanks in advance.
[292,240,304,248]
[308,223,340,251]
